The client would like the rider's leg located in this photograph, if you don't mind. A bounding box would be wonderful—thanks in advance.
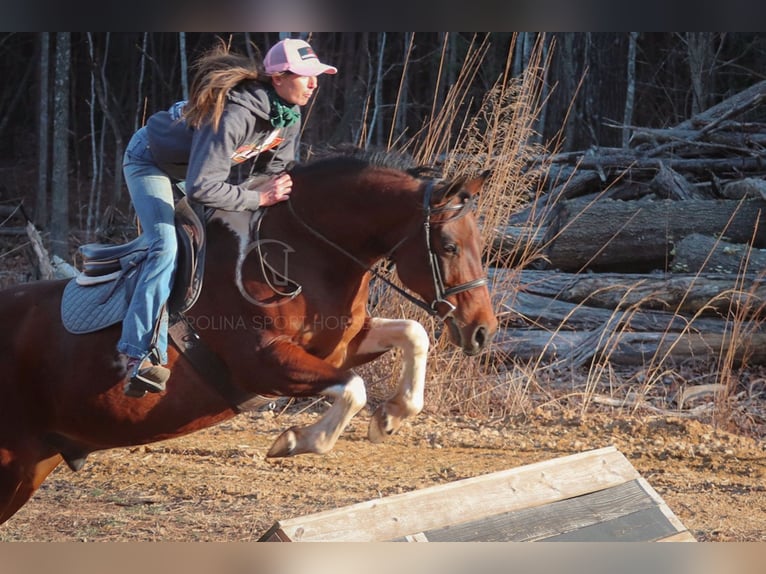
[118,127,177,396]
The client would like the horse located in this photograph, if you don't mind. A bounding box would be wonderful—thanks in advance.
[0,151,498,525]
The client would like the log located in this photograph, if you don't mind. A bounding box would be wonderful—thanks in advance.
[721,177,766,200]
[671,233,766,275]
[491,269,766,319]
[541,198,766,272]
[649,164,712,200]
[673,79,766,131]
[490,225,547,267]
[631,126,766,150]
[493,329,766,367]
[508,171,602,227]
[545,147,766,177]
[25,221,54,280]
[497,290,756,335]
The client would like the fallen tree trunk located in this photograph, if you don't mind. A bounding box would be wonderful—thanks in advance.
[671,79,766,132]
[498,290,759,334]
[491,269,766,319]
[671,233,766,275]
[540,197,766,272]
[493,329,766,367]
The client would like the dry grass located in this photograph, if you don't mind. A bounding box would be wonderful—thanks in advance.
[363,33,766,442]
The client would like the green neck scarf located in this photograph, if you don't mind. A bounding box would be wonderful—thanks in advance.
[268,88,301,128]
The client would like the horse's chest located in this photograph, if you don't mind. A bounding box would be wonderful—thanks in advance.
[297,313,362,366]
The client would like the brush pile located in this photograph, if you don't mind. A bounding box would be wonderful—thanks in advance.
[492,80,766,368]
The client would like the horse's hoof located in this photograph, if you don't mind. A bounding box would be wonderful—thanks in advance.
[368,404,396,444]
[266,428,298,458]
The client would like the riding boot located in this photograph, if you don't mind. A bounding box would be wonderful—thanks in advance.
[123,355,171,397]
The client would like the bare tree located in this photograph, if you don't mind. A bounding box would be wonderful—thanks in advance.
[50,32,70,258]
[36,32,50,227]
[622,32,639,149]
[366,32,387,149]
[179,32,189,100]
[85,33,125,215]
[134,32,148,132]
[388,32,413,149]
[684,32,720,115]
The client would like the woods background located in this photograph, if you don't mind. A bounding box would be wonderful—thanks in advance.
[1,32,766,258]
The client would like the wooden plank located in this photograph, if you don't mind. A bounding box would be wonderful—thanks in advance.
[658,531,697,542]
[635,476,696,540]
[261,446,639,542]
[423,480,657,542]
[404,533,429,542]
[540,506,680,541]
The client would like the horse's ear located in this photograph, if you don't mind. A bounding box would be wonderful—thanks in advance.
[463,169,491,197]
[436,170,491,204]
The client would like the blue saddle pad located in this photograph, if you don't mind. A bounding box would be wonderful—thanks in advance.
[61,276,133,334]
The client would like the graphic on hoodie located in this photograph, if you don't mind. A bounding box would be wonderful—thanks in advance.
[231,128,282,163]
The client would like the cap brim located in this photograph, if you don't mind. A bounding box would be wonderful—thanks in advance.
[288,62,338,76]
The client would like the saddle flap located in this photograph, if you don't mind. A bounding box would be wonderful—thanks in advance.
[167,197,207,315]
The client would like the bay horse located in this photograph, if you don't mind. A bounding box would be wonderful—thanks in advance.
[0,151,497,525]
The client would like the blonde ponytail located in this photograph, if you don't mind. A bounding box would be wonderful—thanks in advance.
[183,40,262,132]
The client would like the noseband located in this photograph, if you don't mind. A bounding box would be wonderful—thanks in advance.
[277,178,487,323]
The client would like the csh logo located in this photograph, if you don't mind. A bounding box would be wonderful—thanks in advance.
[241,239,300,308]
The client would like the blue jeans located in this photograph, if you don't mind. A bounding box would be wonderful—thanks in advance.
[117,127,177,364]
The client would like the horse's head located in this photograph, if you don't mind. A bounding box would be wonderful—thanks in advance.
[393,171,498,355]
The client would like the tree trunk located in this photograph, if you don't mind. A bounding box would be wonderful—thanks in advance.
[541,198,766,272]
[671,233,766,275]
[50,32,70,258]
[499,289,753,334]
[493,329,766,367]
[622,32,638,149]
[179,32,189,100]
[493,268,766,320]
[366,32,386,148]
[36,32,50,228]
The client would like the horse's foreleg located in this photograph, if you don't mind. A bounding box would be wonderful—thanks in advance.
[352,318,429,443]
[259,341,367,458]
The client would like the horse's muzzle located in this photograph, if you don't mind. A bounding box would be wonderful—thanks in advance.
[447,319,495,356]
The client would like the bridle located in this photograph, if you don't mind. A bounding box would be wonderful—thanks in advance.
[254,178,488,322]
[417,180,489,320]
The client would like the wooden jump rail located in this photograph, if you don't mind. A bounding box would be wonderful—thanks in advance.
[260,446,695,542]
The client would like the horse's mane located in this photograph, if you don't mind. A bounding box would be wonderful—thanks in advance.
[290,146,440,179]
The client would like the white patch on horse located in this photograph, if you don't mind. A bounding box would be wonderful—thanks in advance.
[210,210,258,304]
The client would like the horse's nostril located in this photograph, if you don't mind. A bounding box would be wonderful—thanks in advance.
[473,325,487,348]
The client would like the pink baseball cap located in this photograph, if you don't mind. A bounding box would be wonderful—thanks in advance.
[263,38,337,77]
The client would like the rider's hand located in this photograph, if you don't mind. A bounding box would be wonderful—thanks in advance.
[255,173,293,207]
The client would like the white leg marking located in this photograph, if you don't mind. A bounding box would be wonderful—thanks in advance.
[267,375,367,457]
[357,318,429,442]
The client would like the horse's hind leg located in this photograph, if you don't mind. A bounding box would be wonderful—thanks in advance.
[351,318,429,443]
[0,445,63,525]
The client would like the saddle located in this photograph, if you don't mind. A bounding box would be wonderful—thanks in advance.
[61,197,207,334]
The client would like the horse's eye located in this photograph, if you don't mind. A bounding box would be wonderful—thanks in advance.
[444,243,458,254]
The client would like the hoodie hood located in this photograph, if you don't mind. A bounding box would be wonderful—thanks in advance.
[227,81,279,122]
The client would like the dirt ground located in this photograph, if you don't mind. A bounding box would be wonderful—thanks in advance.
[1,403,764,542]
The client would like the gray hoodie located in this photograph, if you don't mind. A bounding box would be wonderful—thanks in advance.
[145,80,301,212]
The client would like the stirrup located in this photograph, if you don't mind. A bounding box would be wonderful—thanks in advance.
[124,354,171,398]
